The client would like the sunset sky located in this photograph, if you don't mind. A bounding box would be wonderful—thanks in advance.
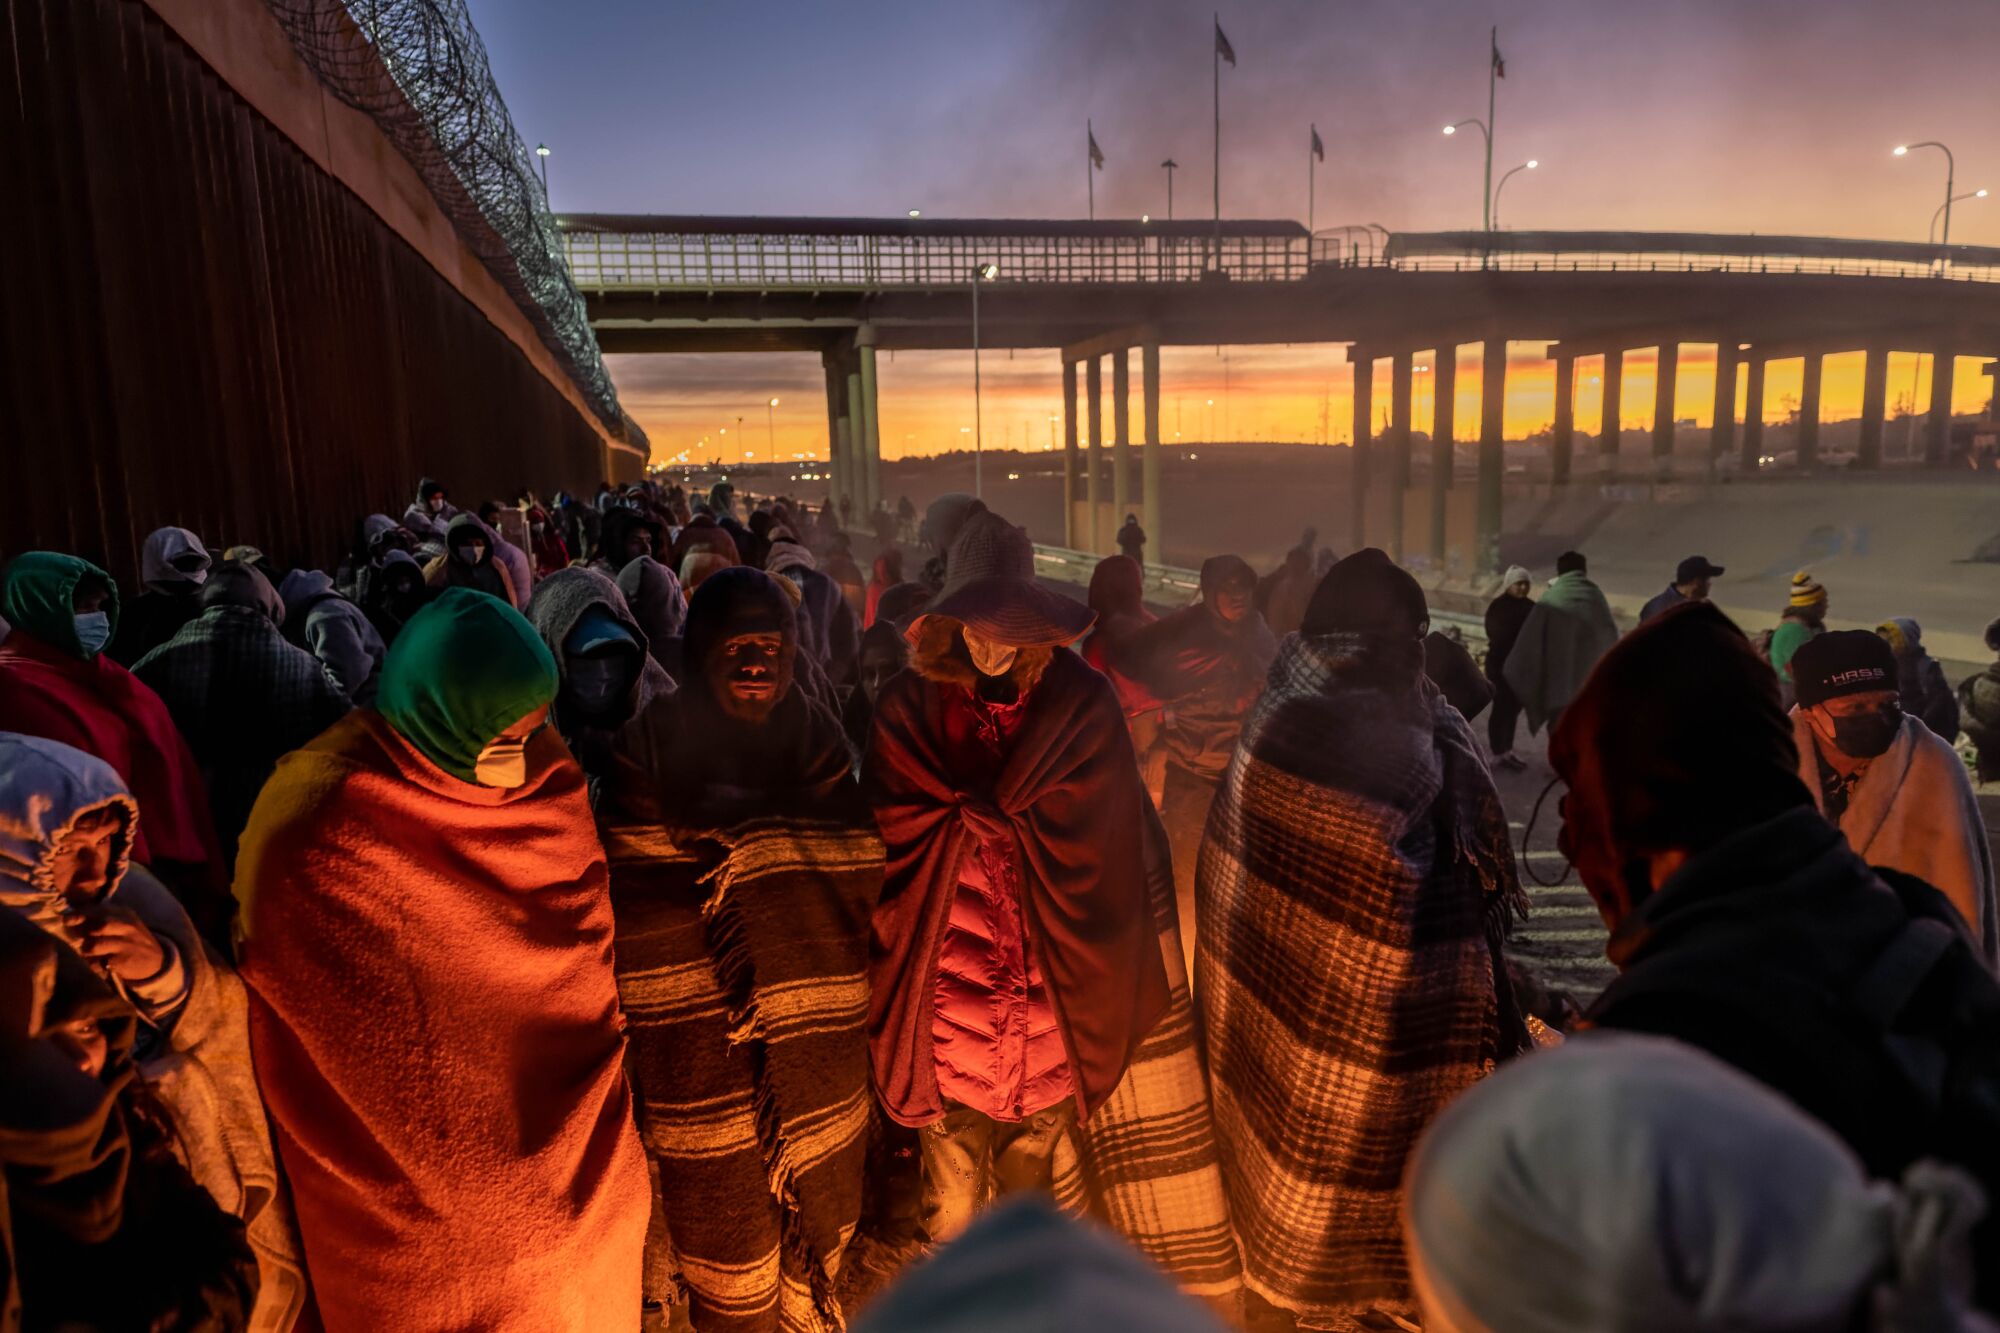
[467,0,2000,459]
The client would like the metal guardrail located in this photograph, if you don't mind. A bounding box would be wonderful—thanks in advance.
[562,219,2000,293]
[562,228,1308,289]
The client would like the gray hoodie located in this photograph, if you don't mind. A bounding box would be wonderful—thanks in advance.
[277,569,387,704]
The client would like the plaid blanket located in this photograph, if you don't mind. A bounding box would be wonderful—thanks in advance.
[131,605,349,866]
[601,709,880,1333]
[1197,632,1527,1328]
[1050,801,1243,1300]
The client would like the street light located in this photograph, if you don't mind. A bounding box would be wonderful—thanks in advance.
[908,209,922,218]
[1932,188,1987,244]
[971,262,1000,499]
[533,143,551,199]
[1443,119,1493,231]
[1492,159,1539,230]
[766,397,780,460]
[1896,141,1957,249]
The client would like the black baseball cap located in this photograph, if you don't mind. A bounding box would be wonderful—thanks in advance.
[1792,630,1897,707]
[1676,555,1725,583]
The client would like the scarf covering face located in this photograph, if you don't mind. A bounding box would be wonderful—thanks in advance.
[234,704,648,1331]
[1405,1032,1987,1333]
[0,734,136,939]
[1198,630,1527,1325]
[2,553,120,661]
[375,588,557,784]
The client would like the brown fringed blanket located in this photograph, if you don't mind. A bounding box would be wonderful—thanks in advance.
[1197,631,1528,1328]
[600,687,880,1333]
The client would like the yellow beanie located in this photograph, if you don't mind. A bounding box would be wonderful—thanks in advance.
[1789,571,1827,609]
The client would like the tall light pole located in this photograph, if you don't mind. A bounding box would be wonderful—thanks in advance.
[1491,159,1538,230]
[1896,141,1957,249]
[534,142,551,199]
[766,397,779,460]
[1442,119,1492,231]
[971,262,999,499]
[737,416,746,463]
[1932,188,1986,244]
[1161,159,1178,219]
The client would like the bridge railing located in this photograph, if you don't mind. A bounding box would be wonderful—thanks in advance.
[563,219,2000,291]
[562,226,1309,289]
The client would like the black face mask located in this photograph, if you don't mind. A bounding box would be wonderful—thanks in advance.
[1830,704,1903,759]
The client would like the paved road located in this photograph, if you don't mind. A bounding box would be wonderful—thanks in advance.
[1485,726,1619,1005]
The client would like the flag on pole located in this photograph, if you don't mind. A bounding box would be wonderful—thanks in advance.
[1088,127,1105,170]
[1310,124,1325,162]
[1214,19,1236,66]
[1491,31,1505,78]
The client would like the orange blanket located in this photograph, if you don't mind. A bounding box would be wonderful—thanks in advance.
[235,710,649,1332]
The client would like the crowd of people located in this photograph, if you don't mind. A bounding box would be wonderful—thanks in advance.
[1,473,1998,1332]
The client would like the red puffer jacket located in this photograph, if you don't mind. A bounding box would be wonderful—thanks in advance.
[930,689,1075,1122]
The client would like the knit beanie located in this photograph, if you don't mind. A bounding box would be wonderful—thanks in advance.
[1501,565,1532,590]
[1302,548,1428,637]
[1789,571,1828,609]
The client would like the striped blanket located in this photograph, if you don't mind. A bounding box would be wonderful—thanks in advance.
[1197,632,1528,1329]
[601,718,881,1333]
[1052,802,1244,1301]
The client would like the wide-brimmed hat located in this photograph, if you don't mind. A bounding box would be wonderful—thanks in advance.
[916,512,1095,648]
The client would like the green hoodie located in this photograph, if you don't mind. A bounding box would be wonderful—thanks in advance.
[375,587,557,783]
[0,553,121,660]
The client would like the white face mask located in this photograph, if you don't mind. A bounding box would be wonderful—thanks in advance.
[73,612,112,659]
[473,738,530,789]
[963,629,1019,679]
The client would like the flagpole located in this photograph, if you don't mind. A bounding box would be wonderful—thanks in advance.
[1308,125,1316,236]
[1212,13,1221,274]
[1485,25,1497,234]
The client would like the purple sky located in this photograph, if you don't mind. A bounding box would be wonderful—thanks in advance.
[464,0,2000,456]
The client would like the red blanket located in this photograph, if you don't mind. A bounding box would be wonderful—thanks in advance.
[865,649,1168,1127]
[235,710,649,1332]
[0,632,221,907]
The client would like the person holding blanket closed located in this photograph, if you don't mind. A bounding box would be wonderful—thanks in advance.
[1199,549,1529,1330]
[866,512,1240,1308]
[1501,550,1619,737]
[597,566,879,1332]
[234,588,649,1332]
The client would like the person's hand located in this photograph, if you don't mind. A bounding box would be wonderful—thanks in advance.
[63,903,165,984]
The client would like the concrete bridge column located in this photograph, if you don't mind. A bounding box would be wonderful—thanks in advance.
[1477,339,1507,578]
[1798,352,1823,470]
[1551,351,1575,486]
[822,353,848,510]
[1112,348,1132,536]
[1857,344,1888,470]
[1086,356,1104,553]
[1710,343,1738,465]
[1389,351,1414,560]
[1431,345,1456,564]
[1652,342,1679,467]
[858,333,882,515]
[845,364,866,512]
[1600,349,1624,474]
[1926,350,1956,465]
[1741,357,1766,471]
[1142,343,1163,564]
[1349,346,1373,551]
[1062,360,1080,547]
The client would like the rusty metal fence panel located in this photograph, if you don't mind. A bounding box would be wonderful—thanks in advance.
[0,0,627,588]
